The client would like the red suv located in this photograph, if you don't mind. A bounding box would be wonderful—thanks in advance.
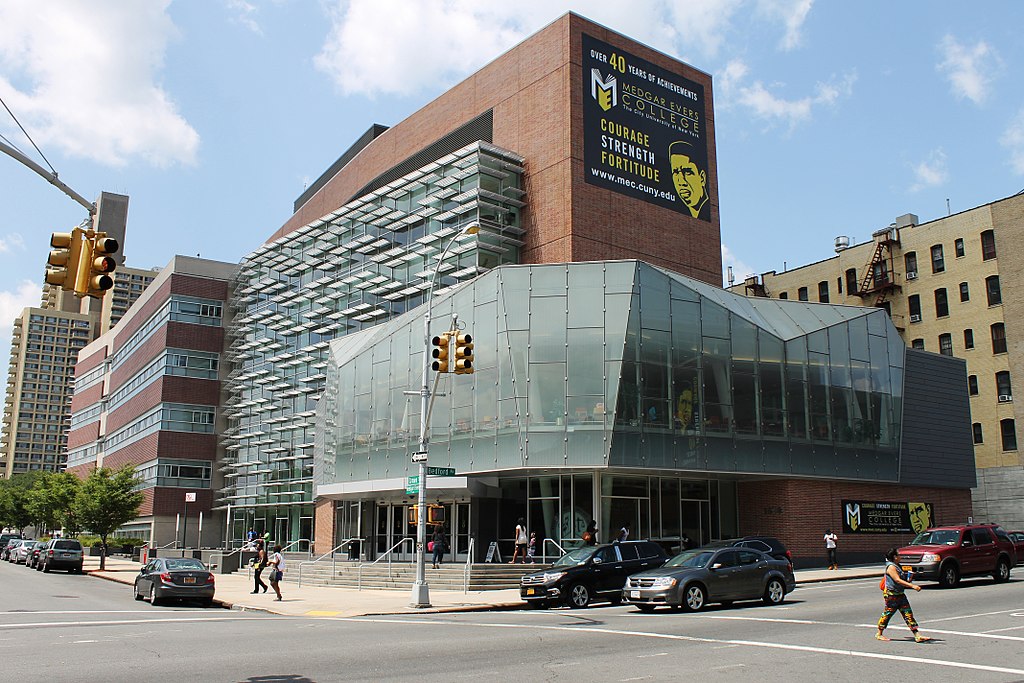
[897,524,1017,588]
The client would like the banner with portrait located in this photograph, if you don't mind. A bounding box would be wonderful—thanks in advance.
[582,33,710,221]
[842,500,935,534]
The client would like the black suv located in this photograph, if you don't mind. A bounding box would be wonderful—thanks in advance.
[520,540,669,608]
[39,538,84,573]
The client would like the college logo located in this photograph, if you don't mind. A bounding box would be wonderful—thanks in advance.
[845,502,861,531]
[590,68,617,111]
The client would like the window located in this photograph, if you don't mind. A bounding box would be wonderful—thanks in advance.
[845,268,858,294]
[955,238,965,258]
[908,294,921,320]
[973,423,983,444]
[818,281,829,303]
[1001,419,1017,451]
[992,323,1007,354]
[911,338,925,350]
[931,244,945,273]
[968,375,979,395]
[778,292,788,300]
[939,333,953,356]
[964,329,974,349]
[934,288,949,317]
[958,282,969,302]
[996,371,1012,399]
[798,287,808,301]
[986,275,1002,306]
[981,230,997,260]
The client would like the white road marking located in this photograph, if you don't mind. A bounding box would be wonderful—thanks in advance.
[709,664,745,671]
[0,616,289,630]
[72,640,99,643]
[929,608,1024,623]
[340,617,1024,677]
[706,614,1024,643]
[635,652,668,658]
[983,625,1024,634]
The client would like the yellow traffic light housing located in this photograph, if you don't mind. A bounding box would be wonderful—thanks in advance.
[453,333,474,374]
[431,332,451,373]
[45,229,85,291]
[85,233,119,298]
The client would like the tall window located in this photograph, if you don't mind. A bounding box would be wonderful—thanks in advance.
[996,371,1012,399]
[992,323,1007,354]
[798,287,808,301]
[908,294,921,320]
[939,333,953,356]
[905,252,918,277]
[968,375,979,395]
[954,238,965,258]
[981,230,997,261]
[837,276,843,295]
[934,288,949,317]
[959,282,970,302]
[964,328,974,349]
[1000,419,1017,451]
[972,423,983,444]
[845,268,858,294]
[911,338,925,350]
[931,244,945,273]
[818,281,829,303]
[986,275,1002,306]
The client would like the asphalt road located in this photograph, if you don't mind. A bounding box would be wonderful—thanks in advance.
[3,560,1024,682]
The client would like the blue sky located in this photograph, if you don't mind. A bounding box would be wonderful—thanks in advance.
[2,0,1023,357]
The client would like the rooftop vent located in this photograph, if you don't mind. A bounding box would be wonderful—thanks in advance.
[834,236,850,252]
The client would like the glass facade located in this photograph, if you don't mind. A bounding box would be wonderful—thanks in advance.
[221,142,525,544]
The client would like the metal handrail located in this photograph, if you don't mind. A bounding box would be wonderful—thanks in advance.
[156,540,179,550]
[463,537,475,593]
[278,538,312,555]
[358,537,414,591]
[297,538,362,588]
[542,538,566,564]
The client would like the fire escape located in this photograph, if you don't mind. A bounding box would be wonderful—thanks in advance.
[856,227,901,308]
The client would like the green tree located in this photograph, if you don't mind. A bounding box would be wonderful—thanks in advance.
[76,466,143,570]
[0,472,45,533]
[28,472,82,536]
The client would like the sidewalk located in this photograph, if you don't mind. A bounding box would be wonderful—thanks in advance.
[83,555,884,618]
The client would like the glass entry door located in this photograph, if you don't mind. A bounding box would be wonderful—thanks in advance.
[375,504,416,561]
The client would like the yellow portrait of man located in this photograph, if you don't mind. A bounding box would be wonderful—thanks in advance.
[908,502,932,533]
[669,140,708,220]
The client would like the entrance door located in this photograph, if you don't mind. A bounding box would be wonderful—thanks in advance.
[606,498,642,542]
[274,517,289,548]
[375,504,415,561]
[454,503,470,560]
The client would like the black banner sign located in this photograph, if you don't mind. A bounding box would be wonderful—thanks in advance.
[842,500,935,534]
[582,33,710,220]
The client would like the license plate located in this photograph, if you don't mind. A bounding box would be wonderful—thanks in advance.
[62,553,72,558]
[630,590,641,599]
[184,576,196,584]
[901,565,912,572]
[525,588,535,595]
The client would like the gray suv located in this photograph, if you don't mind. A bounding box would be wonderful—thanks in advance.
[40,539,84,573]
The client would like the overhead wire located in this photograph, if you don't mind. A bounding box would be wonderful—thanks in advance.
[0,93,58,176]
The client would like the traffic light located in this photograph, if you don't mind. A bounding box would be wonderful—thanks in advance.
[44,229,86,291]
[84,232,119,298]
[453,333,474,374]
[431,332,451,372]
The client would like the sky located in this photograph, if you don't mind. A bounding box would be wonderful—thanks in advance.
[2,0,1024,359]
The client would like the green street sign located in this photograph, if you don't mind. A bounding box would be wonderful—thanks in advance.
[406,475,419,494]
[427,467,455,476]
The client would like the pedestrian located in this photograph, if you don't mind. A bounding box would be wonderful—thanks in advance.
[825,528,839,570]
[431,524,447,569]
[617,521,630,543]
[876,547,931,642]
[268,544,285,601]
[680,532,692,550]
[251,540,268,594]
[526,532,537,563]
[582,520,598,546]
[246,527,257,547]
[510,518,528,563]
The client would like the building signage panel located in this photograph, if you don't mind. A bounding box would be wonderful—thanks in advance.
[426,467,455,477]
[406,476,419,495]
[582,33,710,221]
[841,500,935,534]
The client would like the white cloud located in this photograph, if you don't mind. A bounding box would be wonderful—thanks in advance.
[0,280,40,330]
[1002,109,1024,175]
[719,64,855,130]
[909,148,948,192]
[757,0,814,51]
[0,0,199,167]
[0,233,26,254]
[227,0,263,35]
[722,244,758,287]
[937,35,998,105]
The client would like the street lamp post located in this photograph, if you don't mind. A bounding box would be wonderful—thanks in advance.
[410,222,479,608]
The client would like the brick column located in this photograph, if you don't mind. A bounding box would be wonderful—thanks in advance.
[314,497,336,556]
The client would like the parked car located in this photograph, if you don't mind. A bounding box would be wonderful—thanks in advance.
[1008,531,1024,565]
[896,524,1016,588]
[699,536,793,567]
[13,540,40,565]
[26,542,46,569]
[39,538,85,573]
[520,540,669,608]
[0,533,22,554]
[3,539,26,562]
[623,546,796,612]
[134,557,216,607]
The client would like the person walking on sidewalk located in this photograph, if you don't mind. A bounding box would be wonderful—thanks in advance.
[510,518,528,563]
[431,524,447,569]
[268,544,286,601]
[251,540,268,594]
[824,529,839,570]
[877,547,931,643]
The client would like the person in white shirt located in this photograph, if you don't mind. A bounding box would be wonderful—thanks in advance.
[824,529,839,570]
[269,545,286,600]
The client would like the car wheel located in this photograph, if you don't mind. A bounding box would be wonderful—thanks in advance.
[35,560,43,571]
[566,583,591,608]
[526,600,549,609]
[939,562,960,588]
[149,585,161,606]
[763,578,786,606]
[681,584,706,612]
[993,558,1011,583]
[134,582,144,601]
[636,604,657,613]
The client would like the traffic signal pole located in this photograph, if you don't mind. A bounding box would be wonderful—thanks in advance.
[0,140,94,214]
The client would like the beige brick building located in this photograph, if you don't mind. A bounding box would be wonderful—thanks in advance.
[729,192,1024,528]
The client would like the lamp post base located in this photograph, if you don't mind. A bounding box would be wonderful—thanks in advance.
[410,581,431,608]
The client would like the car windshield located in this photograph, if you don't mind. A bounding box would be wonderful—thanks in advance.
[165,559,206,571]
[910,529,960,546]
[664,549,715,568]
[553,547,597,567]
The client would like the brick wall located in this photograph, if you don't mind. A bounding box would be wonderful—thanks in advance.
[103,431,217,470]
[106,375,219,433]
[315,498,336,555]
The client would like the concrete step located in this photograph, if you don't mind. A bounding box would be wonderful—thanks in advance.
[281,562,549,590]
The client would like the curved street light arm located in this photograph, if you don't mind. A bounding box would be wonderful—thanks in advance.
[0,139,95,214]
